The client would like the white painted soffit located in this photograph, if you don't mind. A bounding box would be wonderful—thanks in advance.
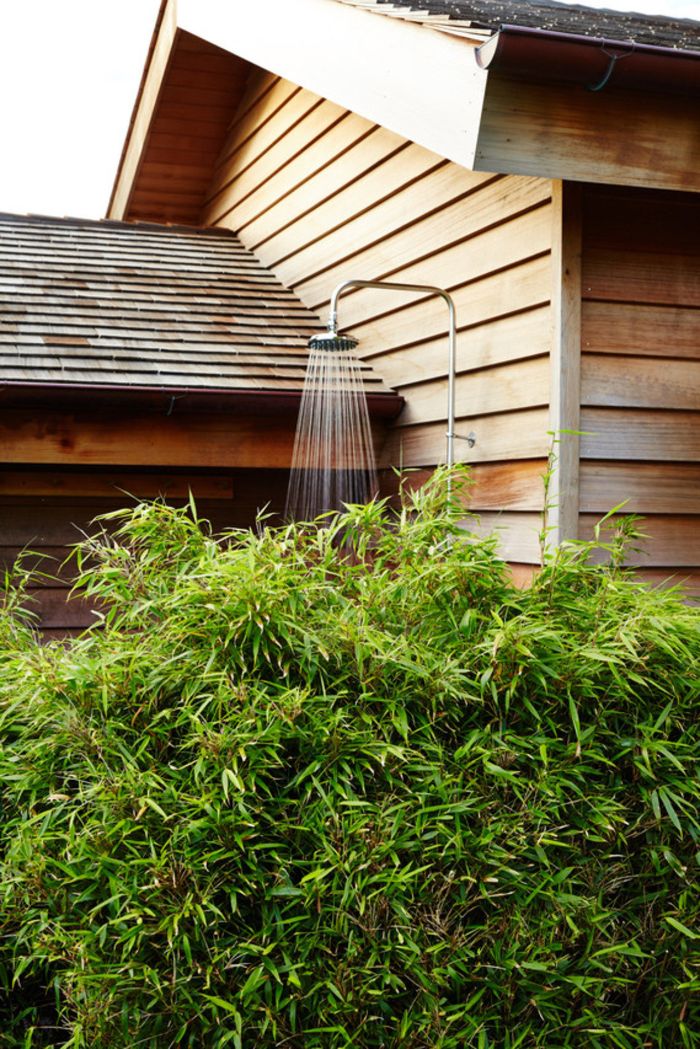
[177,0,489,171]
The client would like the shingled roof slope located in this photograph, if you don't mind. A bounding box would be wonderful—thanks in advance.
[342,0,700,50]
[0,214,393,396]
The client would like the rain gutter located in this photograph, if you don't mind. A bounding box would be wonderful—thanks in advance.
[476,24,700,94]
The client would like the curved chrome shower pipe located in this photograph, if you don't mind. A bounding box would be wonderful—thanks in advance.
[325,279,475,483]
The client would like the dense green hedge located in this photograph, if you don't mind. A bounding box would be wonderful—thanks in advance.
[0,472,698,1048]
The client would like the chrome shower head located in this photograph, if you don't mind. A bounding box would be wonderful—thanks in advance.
[308,329,359,353]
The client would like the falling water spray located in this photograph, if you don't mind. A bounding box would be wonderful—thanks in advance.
[285,327,378,521]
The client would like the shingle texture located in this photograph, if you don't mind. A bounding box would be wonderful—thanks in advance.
[0,214,392,395]
[350,0,700,50]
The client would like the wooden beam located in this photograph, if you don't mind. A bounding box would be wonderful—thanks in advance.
[177,0,488,171]
[547,180,582,545]
[0,409,296,469]
[109,0,179,219]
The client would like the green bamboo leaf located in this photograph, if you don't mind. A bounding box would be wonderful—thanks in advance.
[203,995,242,1016]
[664,916,698,940]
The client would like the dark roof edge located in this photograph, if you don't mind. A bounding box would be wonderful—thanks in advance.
[0,211,239,237]
[500,22,700,62]
[0,382,404,419]
[477,23,700,93]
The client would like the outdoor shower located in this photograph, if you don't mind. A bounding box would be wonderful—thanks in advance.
[285,278,476,520]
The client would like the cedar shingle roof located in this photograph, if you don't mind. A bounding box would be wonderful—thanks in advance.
[340,0,700,50]
[0,214,394,396]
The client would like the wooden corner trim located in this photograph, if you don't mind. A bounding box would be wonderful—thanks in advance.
[547,180,583,545]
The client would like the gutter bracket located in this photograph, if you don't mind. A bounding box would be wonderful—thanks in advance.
[587,43,635,92]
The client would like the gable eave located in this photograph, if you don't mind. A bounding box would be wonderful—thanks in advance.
[108,0,178,220]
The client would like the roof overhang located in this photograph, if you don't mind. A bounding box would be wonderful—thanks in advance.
[110,0,700,224]
[109,0,490,221]
[0,381,403,419]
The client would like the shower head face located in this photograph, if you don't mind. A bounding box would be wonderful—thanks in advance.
[308,330,359,353]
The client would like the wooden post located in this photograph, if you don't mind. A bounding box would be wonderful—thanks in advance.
[548,180,582,546]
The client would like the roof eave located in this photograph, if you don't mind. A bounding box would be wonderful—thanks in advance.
[0,381,404,419]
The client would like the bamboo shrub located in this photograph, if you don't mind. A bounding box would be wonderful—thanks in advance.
[0,470,698,1048]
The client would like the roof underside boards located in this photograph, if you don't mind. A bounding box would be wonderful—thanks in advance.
[342,0,700,49]
[123,31,251,225]
[0,214,393,396]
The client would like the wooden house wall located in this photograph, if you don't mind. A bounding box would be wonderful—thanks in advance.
[200,69,556,568]
[579,185,700,590]
[0,465,290,639]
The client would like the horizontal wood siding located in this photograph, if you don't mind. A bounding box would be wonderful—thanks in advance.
[203,70,556,563]
[1,468,291,636]
[476,74,700,194]
[580,185,700,588]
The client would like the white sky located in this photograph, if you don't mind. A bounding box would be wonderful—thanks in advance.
[0,0,697,221]
[0,0,159,219]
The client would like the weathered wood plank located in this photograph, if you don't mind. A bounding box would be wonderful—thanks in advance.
[209,73,290,183]
[224,115,382,238]
[475,74,700,193]
[580,462,700,515]
[205,98,354,222]
[109,0,178,219]
[211,120,406,236]
[634,567,700,598]
[260,150,450,277]
[582,354,700,410]
[580,408,700,462]
[581,301,700,360]
[260,161,488,286]
[583,249,700,307]
[0,506,107,547]
[24,587,99,630]
[0,547,72,584]
[583,189,700,255]
[207,88,327,205]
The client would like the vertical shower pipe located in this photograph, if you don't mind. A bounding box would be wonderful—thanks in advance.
[328,279,473,499]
